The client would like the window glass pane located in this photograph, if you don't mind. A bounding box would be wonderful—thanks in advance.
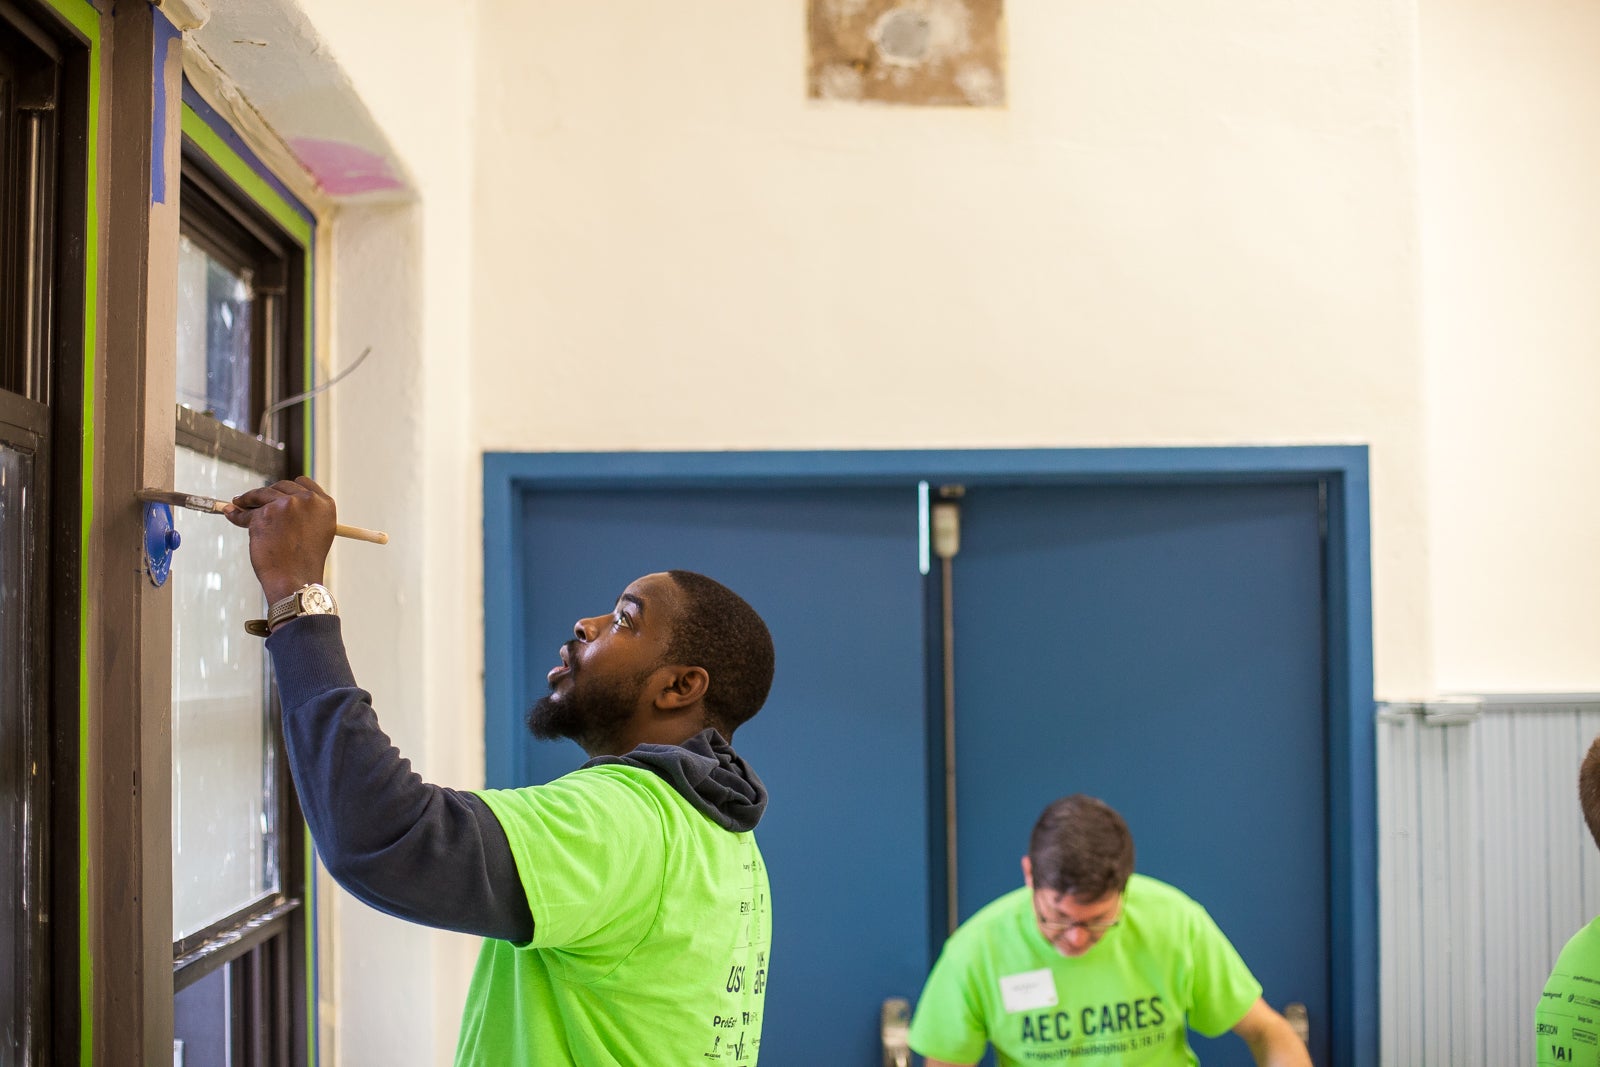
[171,446,278,940]
[176,234,254,433]
[0,443,33,1054]
[174,964,232,1066]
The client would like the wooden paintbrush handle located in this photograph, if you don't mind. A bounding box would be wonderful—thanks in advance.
[138,487,388,545]
[334,523,389,545]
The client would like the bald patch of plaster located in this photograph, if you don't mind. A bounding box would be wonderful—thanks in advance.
[808,0,1005,107]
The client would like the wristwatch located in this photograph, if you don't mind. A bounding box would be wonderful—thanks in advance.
[245,583,338,637]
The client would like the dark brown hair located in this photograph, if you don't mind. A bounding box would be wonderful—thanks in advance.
[1028,794,1135,900]
[664,570,775,738]
[1580,736,1600,851]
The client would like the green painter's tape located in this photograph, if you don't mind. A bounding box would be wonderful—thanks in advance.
[307,833,316,1065]
[35,0,106,1063]
[179,107,313,249]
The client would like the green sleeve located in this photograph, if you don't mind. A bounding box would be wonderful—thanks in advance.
[473,767,666,957]
[907,934,989,1066]
[1182,903,1264,1038]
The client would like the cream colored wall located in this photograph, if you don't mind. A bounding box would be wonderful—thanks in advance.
[277,2,482,1064]
[1420,0,1600,695]
[291,0,1455,1061]
[472,1,1428,694]
[205,4,1600,1057]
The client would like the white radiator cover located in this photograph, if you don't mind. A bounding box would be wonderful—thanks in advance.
[1378,697,1600,1067]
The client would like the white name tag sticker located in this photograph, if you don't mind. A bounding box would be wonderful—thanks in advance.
[999,968,1059,1014]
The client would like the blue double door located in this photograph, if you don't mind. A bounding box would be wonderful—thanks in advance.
[502,480,1329,1066]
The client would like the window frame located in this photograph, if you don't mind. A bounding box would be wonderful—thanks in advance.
[168,117,312,1067]
[0,1,83,1060]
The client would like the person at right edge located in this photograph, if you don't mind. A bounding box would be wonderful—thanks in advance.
[908,794,1312,1067]
[1536,735,1600,1066]
[227,476,775,1066]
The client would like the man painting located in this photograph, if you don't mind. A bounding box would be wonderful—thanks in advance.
[229,476,774,1065]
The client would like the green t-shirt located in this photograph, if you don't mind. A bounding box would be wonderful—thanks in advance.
[1538,916,1600,1066]
[908,875,1260,1067]
[456,764,771,1066]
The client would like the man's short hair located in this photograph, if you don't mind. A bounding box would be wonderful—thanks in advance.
[1028,794,1135,900]
[1580,736,1600,851]
[664,571,775,737]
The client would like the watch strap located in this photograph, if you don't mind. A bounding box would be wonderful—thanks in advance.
[267,589,308,630]
[246,583,335,638]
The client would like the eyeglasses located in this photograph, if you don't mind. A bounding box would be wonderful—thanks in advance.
[1032,895,1122,938]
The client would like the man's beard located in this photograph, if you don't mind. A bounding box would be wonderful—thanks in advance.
[526,667,647,756]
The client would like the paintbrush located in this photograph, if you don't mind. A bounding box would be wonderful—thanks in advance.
[136,488,390,545]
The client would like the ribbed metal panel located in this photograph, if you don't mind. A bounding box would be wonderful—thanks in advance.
[1378,706,1421,1067]
[1378,698,1600,1067]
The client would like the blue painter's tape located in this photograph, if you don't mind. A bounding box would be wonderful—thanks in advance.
[152,9,181,203]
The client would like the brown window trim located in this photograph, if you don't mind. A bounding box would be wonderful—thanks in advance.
[175,403,290,480]
[173,896,300,991]
[0,387,48,438]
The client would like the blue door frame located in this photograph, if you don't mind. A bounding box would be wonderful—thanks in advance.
[482,446,1376,1067]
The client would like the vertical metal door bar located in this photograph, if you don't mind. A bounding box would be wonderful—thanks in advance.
[941,553,958,936]
[932,492,963,937]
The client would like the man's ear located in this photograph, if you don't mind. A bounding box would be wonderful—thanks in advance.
[1021,855,1034,889]
[652,665,709,710]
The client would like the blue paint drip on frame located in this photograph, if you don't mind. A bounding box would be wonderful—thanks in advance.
[151,10,181,203]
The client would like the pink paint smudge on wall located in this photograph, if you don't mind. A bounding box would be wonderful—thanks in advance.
[289,137,405,196]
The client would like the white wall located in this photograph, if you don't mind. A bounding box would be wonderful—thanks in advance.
[1419,0,1600,695]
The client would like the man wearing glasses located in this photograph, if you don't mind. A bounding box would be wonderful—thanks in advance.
[908,794,1311,1067]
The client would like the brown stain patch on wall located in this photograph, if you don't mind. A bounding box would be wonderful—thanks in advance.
[808,0,1005,107]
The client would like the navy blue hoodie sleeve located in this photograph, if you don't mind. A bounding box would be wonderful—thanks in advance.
[265,615,533,942]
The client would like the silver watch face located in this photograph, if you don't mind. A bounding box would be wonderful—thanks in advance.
[299,585,336,615]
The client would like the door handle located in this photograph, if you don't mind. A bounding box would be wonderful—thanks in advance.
[882,996,911,1067]
[1284,1002,1309,1048]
